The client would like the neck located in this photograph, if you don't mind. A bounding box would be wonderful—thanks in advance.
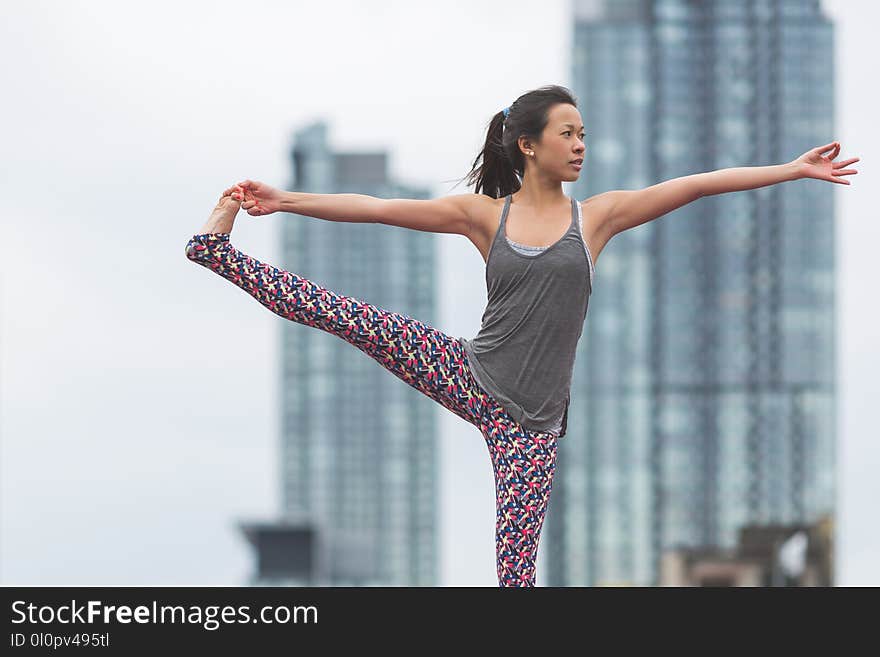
[511,177,569,215]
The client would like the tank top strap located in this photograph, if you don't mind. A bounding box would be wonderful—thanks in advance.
[501,194,512,226]
[498,193,577,245]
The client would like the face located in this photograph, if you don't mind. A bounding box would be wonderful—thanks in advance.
[522,103,586,181]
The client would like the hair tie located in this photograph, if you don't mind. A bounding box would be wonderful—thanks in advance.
[502,107,510,119]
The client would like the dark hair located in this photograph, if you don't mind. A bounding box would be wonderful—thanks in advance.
[454,84,579,199]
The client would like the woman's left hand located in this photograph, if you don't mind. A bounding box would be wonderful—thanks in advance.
[793,141,859,185]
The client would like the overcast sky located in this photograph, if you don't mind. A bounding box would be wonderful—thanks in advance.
[1,0,876,587]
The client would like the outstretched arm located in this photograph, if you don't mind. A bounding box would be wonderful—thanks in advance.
[230,180,381,223]
[231,180,476,236]
[278,191,474,235]
[604,141,859,236]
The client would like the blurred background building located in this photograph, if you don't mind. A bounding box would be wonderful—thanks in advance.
[544,0,837,586]
[240,122,438,586]
[660,513,833,586]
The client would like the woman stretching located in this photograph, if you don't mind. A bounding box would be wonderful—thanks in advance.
[186,84,857,587]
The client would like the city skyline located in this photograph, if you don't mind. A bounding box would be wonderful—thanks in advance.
[546,0,837,586]
[0,0,875,586]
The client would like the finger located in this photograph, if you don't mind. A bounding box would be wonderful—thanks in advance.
[815,141,836,154]
[834,157,859,168]
[226,185,245,199]
[832,169,857,176]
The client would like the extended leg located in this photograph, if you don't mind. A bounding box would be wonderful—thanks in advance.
[185,232,487,428]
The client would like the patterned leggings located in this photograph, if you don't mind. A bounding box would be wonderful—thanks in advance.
[185,232,558,587]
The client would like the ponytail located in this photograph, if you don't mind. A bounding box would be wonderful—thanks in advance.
[449,84,578,199]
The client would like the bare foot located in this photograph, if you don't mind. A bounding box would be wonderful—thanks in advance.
[197,193,242,235]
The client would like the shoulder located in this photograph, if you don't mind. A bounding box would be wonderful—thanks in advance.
[578,191,627,267]
[579,190,628,237]
[579,190,622,220]
[448,193,503,238]
[457,193,502,216]
[459,194,506,264]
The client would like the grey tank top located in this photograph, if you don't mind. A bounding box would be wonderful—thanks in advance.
[459,194,594,438]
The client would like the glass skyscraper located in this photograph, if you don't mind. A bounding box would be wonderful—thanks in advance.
[546,0,836,585]
[243,121,438,586]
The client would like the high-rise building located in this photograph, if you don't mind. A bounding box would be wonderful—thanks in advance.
[241,121,438,586]
[547,0,836,586]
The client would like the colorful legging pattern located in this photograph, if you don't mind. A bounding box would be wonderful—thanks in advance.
[185,232,558,587]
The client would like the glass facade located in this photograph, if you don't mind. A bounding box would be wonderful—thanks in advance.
[548,0,836,586]
[273,122,438,585]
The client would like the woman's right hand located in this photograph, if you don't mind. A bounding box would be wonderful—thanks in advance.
[227,179,283,216]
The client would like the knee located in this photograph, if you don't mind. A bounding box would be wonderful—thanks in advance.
[186,233,230,264]
[185,238,202,262]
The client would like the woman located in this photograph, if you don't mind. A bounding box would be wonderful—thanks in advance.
[186,84,858,587]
